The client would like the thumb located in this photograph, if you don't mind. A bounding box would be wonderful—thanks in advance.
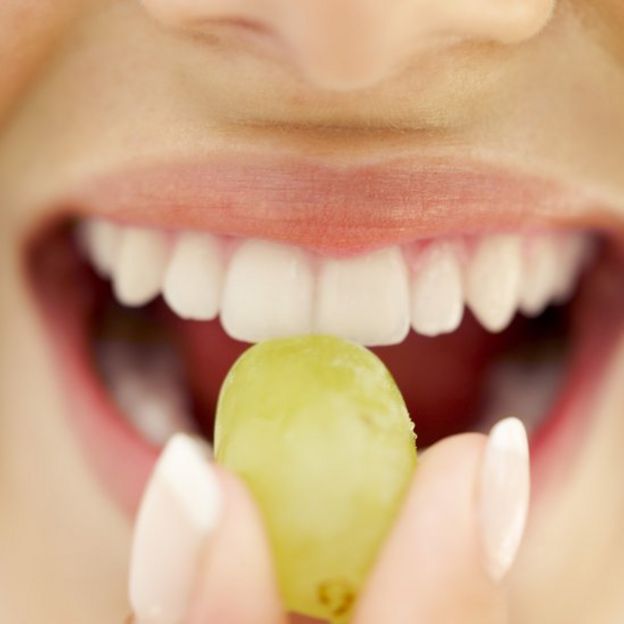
[354,417,530,624]
[128,433,285,624]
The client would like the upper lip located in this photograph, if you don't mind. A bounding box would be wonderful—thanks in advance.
[63,152,621,255]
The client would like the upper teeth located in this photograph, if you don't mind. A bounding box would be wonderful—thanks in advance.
[163,232,224,321]
[79,219,591,346]
[221,238,315,341]
[315,246,410,344]
[114,227,169,307]
[465,234,523,333]
[410,241,463,336]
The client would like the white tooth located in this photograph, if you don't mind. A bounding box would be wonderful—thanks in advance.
[315,246,410,346]
[80,219,121,276]
[113,227,169,307]
[114,374,194,446]
[478,357,564,436]
[410,242,464,337]
[221,239,314,342]
[519,235,559,317]
[552,234,590,304]
[163,232,224,321]
[99,342,196,446]
[466,234,522,333]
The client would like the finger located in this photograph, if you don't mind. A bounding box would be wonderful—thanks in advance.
[354,418,530,624]
[187,468,286,624]
[128,433,285,624]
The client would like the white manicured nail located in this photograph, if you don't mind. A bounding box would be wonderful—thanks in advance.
[129,434,221,623]
[478,417,530,582]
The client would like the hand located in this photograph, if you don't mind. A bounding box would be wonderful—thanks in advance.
[128,418,529,624]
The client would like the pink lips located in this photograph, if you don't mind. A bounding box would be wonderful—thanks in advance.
[67,154,619,256]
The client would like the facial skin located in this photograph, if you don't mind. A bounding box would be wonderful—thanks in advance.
[0,1,623,622]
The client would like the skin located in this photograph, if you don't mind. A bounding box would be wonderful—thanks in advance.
[0,0,623,622]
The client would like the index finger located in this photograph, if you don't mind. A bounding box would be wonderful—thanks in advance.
[354,418,530,624]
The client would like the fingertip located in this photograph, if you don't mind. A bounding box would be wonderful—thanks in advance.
[187,466,287,624]
[354,431,507,624]
[128,436,285,624]
[129,434,221,624]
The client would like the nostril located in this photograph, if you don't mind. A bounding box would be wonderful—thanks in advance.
[182,15,274,39]
[198,16,283,50]
[215,17,268,35]
[139,0,284,55]
[140,0,266,31]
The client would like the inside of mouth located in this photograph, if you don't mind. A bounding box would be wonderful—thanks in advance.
[95,296,569,448]
[30,220,618,453]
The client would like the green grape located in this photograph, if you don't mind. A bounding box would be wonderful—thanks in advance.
[214,335,417,623]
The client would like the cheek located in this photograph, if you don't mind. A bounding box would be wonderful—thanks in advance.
[578,0,624,63]
[0,0,81,124]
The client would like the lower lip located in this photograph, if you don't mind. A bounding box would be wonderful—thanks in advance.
[27,227,624,516]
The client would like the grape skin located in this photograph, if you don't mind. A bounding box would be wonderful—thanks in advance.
[214,335,417,623]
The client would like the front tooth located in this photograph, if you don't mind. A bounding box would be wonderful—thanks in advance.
[466,234,522,332]
[519,235,558,317]
[221,239,314,342]
[163,232,224,321]
[80,219,121,277]
[315,246,410,346]
[113,227,169,307]
[410,242,464,337]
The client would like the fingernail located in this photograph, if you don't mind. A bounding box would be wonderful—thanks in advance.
[478,417,530,582]
[129,433,221,623]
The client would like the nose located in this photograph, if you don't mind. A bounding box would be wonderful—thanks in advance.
[141,0,555,91]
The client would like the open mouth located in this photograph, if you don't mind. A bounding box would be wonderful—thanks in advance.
[24,157,624,514]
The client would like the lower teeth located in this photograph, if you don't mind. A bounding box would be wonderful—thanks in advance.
[96,340,196,446]
[478,352,566,436]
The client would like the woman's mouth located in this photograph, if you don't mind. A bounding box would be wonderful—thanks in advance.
[24,155,624,515]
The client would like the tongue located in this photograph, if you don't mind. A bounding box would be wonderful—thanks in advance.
[168,309,521,447]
